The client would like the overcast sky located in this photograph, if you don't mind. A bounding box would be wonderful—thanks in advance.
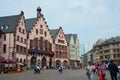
[0,0,120,54]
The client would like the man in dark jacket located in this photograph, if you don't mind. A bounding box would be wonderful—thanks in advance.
[108,60,119,80]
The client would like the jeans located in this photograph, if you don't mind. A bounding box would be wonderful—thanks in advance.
[88,73,93,80]
[110,73,117,80]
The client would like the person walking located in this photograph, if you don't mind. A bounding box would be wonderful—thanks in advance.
[86,61,94,80]
[108,60,119,80]
[59,65,63,73]
[98,62,106,80]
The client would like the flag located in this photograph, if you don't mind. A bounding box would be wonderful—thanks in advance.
[34,47,38,58]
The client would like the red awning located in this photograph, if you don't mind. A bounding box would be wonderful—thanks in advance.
[0,59,16,63]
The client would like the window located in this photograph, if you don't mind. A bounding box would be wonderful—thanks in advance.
[3,44,6,53]
[105,55,107,58]
[19,28,21,32]
[40,29,43,34]
[44,40,47,51]
[24,39,26,44]
[44,31,47,37]
[4,35,6,40]
[40,37,43,50]
[1,26,3,29]
[113,54,116,58]
[36,29,38,35]
[58,39,64,44]
[118,54,120,57]
[24,47,26,53]
[100,56,103,59]
[40,25,43,28]
[23,29,25,34]
[30,40,33,48]
[21,37,23,43]
[117,49,119,52]
[16,45,19,52]
[0,34,2,39]
[17,36,19,41]
[6,25,8,29]
[34,38,38,47]
[0,42,1,48]
[20,46,22,53]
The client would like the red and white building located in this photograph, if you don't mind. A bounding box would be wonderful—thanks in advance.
[50,27,70,68]
[0,7,80,68]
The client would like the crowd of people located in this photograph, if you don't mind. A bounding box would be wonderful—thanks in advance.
[25,60,120,80]
[86,60,119,80]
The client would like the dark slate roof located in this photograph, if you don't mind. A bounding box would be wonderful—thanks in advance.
[73,34,77,43]
[25,18,37,32]
[0,15,20,33]
[103,36,120,44]
[65,34,72,43]
[94,39,105,46]
[50,29,59,39]
[0,29,4,34]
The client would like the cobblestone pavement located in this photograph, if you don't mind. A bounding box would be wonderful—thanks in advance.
[0,69,111,80]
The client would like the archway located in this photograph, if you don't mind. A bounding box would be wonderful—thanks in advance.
[49,57,52,68]
[20,58,23,63]
[41,56,46,67]
[63,60,68,69]
[30,56,36,67]
[56,60,61,68]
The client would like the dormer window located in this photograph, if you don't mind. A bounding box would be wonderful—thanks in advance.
[1,25,3,29]
[6,25,8,29]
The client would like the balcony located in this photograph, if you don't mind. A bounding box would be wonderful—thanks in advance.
[28,49,54,57]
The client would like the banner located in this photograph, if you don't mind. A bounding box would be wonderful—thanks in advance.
[34,47,38,58]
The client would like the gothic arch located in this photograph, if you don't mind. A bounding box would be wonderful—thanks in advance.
[56,60,61,68]
[63,60,68,68]
[41,56,46,67]
[49,57,52,68]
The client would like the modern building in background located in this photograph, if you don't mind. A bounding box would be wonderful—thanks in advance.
[94,37,120,64]
[82,37,120,67]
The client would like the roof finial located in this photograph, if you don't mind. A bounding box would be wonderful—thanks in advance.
[37,6,42,18]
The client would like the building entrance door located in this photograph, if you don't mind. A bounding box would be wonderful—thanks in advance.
[42,56,46,67]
